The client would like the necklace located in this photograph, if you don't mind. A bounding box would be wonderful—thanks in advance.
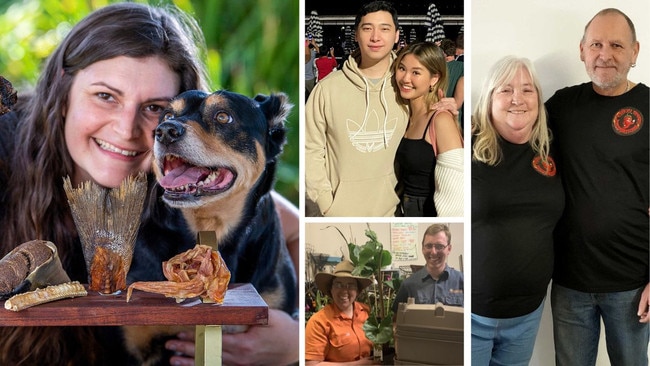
[625,81,630,93]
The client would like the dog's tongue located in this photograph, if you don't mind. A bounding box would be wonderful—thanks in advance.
[159,166,208,188]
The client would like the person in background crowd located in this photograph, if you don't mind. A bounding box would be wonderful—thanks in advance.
[455,33,464,62]
[439,38,464,128]
[305,36,320,100]
[315,46,338,82]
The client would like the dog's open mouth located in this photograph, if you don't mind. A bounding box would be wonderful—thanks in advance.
[158,155,236,196]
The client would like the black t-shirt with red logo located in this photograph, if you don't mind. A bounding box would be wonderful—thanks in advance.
[547,82,649,293]
[472,139,564,318]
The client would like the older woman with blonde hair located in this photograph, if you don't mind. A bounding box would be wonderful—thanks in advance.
[472,56,552,165]
[471,56,564,365]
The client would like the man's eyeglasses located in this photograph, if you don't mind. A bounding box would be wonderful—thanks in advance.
[332,282,358,290]
[423,243,449,251]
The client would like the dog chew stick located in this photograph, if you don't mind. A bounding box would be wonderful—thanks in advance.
[63,173,147,294]
[5,281,87,311]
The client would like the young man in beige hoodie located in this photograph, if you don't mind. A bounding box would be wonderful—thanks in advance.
[305,1,407,217]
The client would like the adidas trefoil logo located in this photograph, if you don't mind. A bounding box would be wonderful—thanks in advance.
[346,109,398,153]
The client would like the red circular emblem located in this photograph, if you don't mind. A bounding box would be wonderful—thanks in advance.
[532,155,557,177]
[612,107,643,135]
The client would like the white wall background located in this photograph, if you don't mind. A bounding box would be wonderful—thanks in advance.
[469,1,650,365]
[470,0,650,105]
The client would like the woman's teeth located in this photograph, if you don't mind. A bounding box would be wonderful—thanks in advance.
[95,138,138,157]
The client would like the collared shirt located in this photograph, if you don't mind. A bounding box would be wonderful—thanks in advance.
[392,265,464,314]
[305,301,373,362]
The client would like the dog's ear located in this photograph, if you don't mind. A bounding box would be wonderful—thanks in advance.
[255,93,291,158]
[255,92,292,128]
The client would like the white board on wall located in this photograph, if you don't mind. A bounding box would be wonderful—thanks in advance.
[390,222,419,261]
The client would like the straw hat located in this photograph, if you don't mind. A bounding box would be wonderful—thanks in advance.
[314,260,373,294]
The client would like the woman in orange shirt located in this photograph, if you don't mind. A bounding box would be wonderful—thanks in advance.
[305,261,377,365]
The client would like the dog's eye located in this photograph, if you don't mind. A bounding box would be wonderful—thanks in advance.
[163,112,174,120]
[215,112,232,124]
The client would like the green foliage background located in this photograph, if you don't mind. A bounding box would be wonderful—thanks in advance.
[0,0,299,205]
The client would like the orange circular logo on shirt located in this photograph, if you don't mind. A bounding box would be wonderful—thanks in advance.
[612,107,643,135]
[532,156,557,177]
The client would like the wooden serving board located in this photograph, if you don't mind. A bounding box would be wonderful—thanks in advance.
[0,283,268,327]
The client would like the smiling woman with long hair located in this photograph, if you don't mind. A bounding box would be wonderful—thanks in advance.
[393,41,464,217]
[0,3,208,364]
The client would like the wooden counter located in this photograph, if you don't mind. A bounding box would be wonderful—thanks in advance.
[1,283,268,365]
[0,283,267,326]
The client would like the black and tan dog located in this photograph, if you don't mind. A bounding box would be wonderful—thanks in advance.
[124,90,296,365]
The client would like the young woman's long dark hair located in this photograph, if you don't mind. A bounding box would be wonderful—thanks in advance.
[0,3,209,364]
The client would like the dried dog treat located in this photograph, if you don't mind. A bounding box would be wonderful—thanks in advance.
[0,240,57,296]
[127,244,230,304]
[63,173,146,295]
[5,281,87,311]
[89,245,127,294]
